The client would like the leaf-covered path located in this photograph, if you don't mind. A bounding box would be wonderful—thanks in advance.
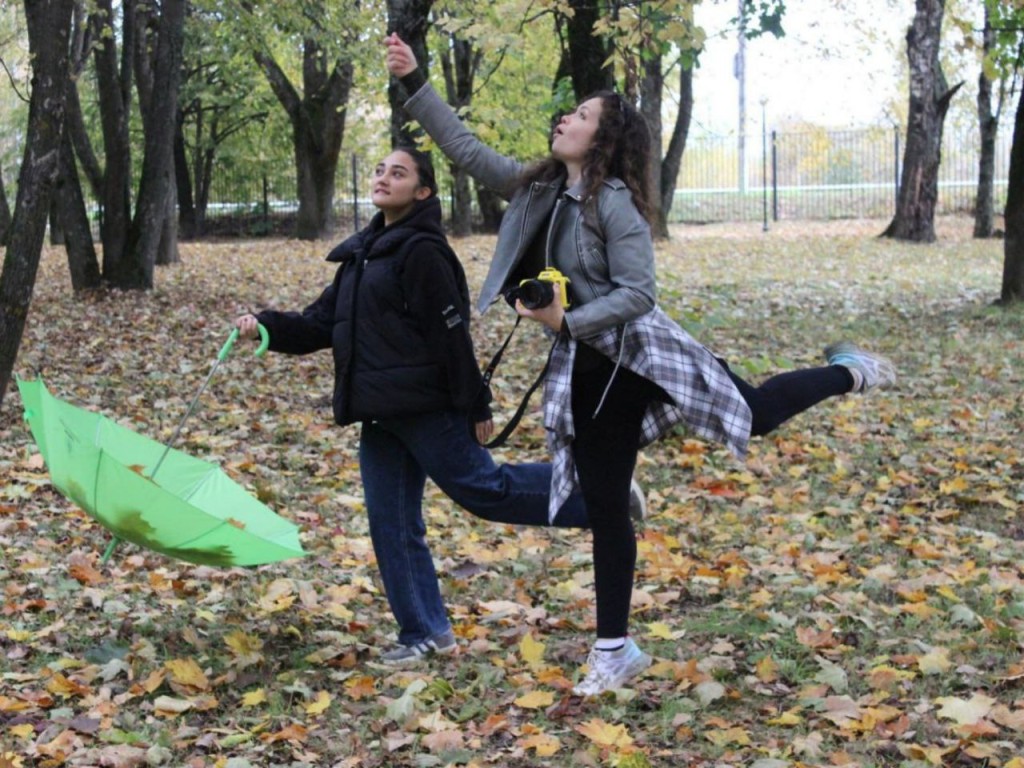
[2,218,1023,767]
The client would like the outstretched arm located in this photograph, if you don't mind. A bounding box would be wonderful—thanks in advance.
[384,33,524,198]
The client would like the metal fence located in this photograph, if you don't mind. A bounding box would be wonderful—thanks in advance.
[670,124,1013,225]
[170,123,1015,237]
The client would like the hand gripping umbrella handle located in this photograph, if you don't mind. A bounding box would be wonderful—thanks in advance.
[219,324,270,361]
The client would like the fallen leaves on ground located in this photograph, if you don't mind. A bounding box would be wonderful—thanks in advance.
[2,217,1024,767]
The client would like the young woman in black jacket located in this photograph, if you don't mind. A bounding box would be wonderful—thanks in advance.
[235,148,592,664]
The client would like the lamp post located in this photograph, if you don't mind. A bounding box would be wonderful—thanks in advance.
[760,97,768,233]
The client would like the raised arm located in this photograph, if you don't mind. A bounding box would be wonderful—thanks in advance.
[384,33,525,199]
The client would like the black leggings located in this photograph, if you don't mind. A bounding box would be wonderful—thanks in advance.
[574,354,853,639]
[571,355,656,639]
[719,359,854,436]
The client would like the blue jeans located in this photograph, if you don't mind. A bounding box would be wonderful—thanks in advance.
[359,410,589,645]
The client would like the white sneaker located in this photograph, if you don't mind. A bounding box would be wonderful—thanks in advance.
[572,637,652,697]
[824,341,897,393]
[628,478,647,523]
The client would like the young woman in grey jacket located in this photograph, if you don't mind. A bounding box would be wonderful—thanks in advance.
[386,34,895,696]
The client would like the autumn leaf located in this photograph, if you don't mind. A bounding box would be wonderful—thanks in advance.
[519,632,545,671]
[260,723,309,745]
[518,733,561,756]
[153,696,193,716]
[344,676,377,701]
[257,578,296,612]
[934,693,996,725]
[241,689,267,707]
[766,709,803,726]
[45,673,91,699]
[819,696,861,727]
[224,629,265,668]
[68,561,105,585]
[704,726,751,747]
[514,690,554,709]
[918,648,952,675]
[645,621,677,640]
[755,655,779,683]
[694,680,726,706]
[164,658,210,693]
[421,730,464,753]
[304,690,331,716]
[576,718,634,749]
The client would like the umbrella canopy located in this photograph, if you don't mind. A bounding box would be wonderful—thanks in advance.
[18,378,306,567]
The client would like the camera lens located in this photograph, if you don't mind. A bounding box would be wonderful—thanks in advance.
[517,280,554,309]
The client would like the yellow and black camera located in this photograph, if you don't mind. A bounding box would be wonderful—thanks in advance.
[505,267,571,310]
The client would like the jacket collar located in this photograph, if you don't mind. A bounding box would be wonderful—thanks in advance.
[326,197,446,263]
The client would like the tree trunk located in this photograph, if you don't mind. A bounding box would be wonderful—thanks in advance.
[559,0,614,100]
[0,167,10,246]
[440,31,477,236]
[125,0,182,279]
[640,53,668,239]
[882,0,962,243]
[90,0,135,283]
[55,124,101,290]
[256,41,352,240]
[174,109,197,239]
[476,186,504,233]
[974,5,997,239]
[387,0,434,147]
[65,73,103,200]
[48,200,65,245]
[999,90,1024,303]
[121,0,185,286]
[661,63,694,223]
[0,0,73,411]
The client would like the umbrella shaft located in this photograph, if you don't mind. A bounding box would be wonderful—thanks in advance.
[151,359,223,480]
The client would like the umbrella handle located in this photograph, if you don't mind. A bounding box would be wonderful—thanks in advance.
[219,324,270,361]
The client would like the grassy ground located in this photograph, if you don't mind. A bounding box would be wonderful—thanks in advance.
[2,217,1023,768]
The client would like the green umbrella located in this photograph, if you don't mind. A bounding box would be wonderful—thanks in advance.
[17,328,306,567]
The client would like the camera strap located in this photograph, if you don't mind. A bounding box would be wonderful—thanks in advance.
[477,315,558,449]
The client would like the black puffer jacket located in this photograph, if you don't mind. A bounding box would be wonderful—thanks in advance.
[256,197,490,426]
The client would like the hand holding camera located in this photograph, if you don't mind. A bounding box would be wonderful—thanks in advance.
[504,268,571,332]
[504,267,571,310]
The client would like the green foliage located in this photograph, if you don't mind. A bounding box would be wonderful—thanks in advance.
[425,2,562,160]
[0,5,29,181]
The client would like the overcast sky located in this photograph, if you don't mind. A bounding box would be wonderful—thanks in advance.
[690,1,918,136]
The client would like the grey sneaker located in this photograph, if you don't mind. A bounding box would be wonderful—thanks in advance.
[572,637,652,697]
[824,341,897,393]
[628,478,647,523]
[379,628,457,666]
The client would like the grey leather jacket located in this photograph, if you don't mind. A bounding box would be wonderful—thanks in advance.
[403,82,656,340]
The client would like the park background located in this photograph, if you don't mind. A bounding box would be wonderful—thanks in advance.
[2,2,1024,767]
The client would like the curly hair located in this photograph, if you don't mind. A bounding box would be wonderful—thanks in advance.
[517,92,655,225]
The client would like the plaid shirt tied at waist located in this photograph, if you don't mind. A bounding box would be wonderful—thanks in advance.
[543,306,752,522]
